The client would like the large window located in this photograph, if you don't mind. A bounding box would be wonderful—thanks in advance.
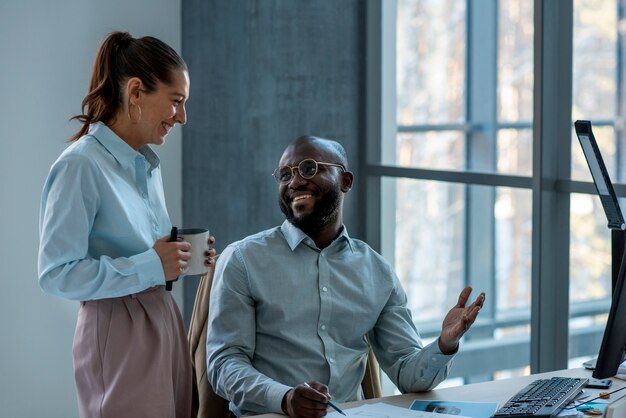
[367,0,626,390]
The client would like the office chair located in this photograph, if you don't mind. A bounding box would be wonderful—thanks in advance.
[188,257,383,418]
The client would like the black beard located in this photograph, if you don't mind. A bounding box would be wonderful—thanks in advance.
[279,185,341,236]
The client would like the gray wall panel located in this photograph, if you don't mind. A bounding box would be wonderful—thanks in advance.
[182,0,365,322]
[0,1,183,415]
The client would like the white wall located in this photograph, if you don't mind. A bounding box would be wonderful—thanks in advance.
[0,1,183,416]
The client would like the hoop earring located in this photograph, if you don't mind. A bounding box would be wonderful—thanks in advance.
[128,103,142,123]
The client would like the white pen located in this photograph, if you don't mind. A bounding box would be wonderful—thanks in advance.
[303,382,346,416]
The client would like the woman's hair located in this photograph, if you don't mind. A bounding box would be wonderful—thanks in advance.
[69,31,187,141]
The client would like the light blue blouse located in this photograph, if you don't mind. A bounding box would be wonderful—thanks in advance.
[38,122,171,300]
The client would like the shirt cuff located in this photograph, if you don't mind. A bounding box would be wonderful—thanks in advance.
[130,248,166,286]
[425,339,456,364]
[265,383,294,414]
[411,341,455,390]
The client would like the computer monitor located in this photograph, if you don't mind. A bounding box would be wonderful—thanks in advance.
[575,120,626,291]
[574,120,626,378]
[574,121,625,230]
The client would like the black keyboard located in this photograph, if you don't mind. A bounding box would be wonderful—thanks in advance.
[492,377,588,418]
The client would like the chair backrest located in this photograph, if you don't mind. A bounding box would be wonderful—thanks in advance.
[362,345,382,399]
[188,257,382,418]
[188,257,230,418]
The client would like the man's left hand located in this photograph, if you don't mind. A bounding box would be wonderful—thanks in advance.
[438,286,485,354]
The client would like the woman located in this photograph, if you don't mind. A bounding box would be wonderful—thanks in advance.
[38,31,214,417]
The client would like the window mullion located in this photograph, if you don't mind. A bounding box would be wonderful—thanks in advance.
[465,1,498,380]
[531,0,573,373]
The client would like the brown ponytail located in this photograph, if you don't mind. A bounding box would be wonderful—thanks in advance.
[69,31,187,142]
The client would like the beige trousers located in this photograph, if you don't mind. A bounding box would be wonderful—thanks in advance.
[73,286,193,418]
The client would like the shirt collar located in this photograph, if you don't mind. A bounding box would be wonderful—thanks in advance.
[280,219,354,253]
[138,145,160,173]
[88,121,160,172]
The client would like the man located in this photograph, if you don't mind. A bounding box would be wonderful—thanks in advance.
[206,136,485,417]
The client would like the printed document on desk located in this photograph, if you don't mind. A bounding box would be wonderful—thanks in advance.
[409,399,498,418]
[326,402,472,418]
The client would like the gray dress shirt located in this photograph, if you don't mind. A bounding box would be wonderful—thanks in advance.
[206,220,455,416]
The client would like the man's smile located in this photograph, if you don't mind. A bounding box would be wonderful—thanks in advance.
[292,194,312,203]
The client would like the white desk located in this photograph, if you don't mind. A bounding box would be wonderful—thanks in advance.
[252,368,626,417]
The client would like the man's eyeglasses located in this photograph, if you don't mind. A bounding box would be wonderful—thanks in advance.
[272,158,346,184]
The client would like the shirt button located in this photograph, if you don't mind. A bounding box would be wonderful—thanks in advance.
[322,286,328,292]
[321,325,326,330]
[329,358,335,364]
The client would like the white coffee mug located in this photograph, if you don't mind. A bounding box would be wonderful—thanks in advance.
[178,228,210,276]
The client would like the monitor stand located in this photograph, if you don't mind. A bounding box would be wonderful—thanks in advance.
[583,358,626,377]
[612,229,626,292]
[611,229,626,374]
[582,229,626,373]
